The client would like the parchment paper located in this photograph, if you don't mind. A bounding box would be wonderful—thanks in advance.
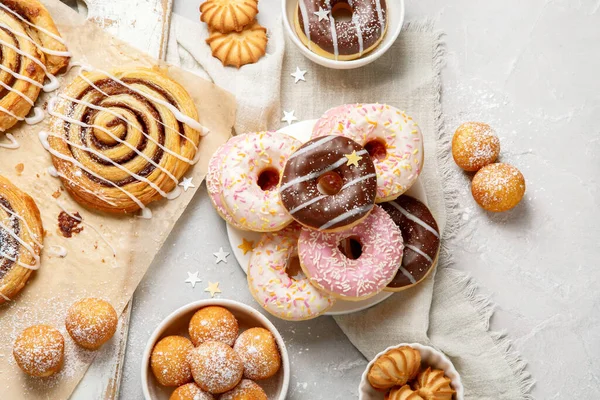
[0,0,236,398]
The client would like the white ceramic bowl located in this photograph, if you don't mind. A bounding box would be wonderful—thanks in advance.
[282,0,405,69]
[359,343,464,400]
[141,299,290,400]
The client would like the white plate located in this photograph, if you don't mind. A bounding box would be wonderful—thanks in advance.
[227,119,428,316]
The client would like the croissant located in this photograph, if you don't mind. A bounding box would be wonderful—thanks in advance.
[368,346,421,390]
[386,386,425,400]
[414,367,456,400]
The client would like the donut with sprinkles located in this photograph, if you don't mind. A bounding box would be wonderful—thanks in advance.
[219,132,302,232]
[298,206,403,301]
[247,223,335,321]
[312,103,424,202]
[380,195,440,292]
[279,135,377,232]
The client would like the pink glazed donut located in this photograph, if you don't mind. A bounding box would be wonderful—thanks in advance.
[298,206,404,301]
[219,131,302,232]
[312,104,424,202]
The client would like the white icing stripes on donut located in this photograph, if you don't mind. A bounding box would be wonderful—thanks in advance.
[325,0,339,60]
[405,244,434,264]
[287,135,337,160]
[375,0,385,34]
[319,204,374,231]
[388,201,440,238]
[280,149,369,193]
[298,1,312,49]
[288,172,377,215]
[398,266,417,284]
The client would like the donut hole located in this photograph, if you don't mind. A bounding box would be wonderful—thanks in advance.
[365,139,387,161]
[317,171,344,195]
[286,256,305,281]
[332,3,353,22]
[338,236,363,260]
[257,168,280,191]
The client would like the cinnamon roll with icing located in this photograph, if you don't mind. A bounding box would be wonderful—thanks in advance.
[40,66,208,217]
[0,0,70,132]
[0,175,44,304]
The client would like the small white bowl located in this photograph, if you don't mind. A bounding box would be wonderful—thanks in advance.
[359,343,464,400]
[141,299,290,400]
[282,0,405,69]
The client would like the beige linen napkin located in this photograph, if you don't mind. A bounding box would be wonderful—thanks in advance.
[166,13,533,399]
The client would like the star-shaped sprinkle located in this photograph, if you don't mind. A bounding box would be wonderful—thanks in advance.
[213,247,230,264]
[179,177,195,192]
[282,110,298,126]
[314,6,330,21]
[345,150,363,167]
[204,281,222,297]
[238,238,255,255]
[291,67,307,83]
[185,271,202,288]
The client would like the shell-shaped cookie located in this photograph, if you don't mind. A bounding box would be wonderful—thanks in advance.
[367,346,421,390]
[386,386,425,400]
[206,22,268,68]
[414,367,456,400]
[200,0,258,33]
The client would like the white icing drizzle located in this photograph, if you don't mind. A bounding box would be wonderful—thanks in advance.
[139,208,153,219]
[326,0,339,60]
[279,149,369,193]
[47,166,58,177]
[398,265,417,284]
[0,37,60,92]
[388,201,440,238]
[0,202,43,248]
[47,97,180,186]
[0,21,70,57]
[0,133,19,149]
[56,201,117,262]
[0,291,10,301]
[48,245,67,258]
[288,135,337,160]
[298,0,312,49]
[0,219,40,270]
[25,107,44,124]
[339,173,377,190]
[319,204,374,230]
[352,12,364,56]
[405,243,434,264]
[0,79,33,105]
[374,0,385,34]
[0,3,68,46]
[47,166,118,207]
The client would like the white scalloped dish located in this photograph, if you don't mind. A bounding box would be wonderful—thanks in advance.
[359,343,464,400]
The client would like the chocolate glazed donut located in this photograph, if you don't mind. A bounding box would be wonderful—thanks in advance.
[279,135,376,231]
[295,0,387,60]
[380,195,440,291]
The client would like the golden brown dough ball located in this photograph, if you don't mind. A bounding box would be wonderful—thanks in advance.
[13,324,64,377]
[188,306,238,347]
[65,297,118,350]
[169,382,214,400]
[233,327,281,380]
[188,341,243,394]
[219,379,268,400]
[452,122,500,171]
[151,336,194,387]
[472,163,526,212]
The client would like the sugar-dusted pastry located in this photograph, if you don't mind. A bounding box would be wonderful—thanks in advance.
[200,0,258,33]
[452,122,500,171]
[414,367,456,400]
[312,104,424,202]
[65,297,118,350]
[41,67,208,216]
[234,327,281,380]
[367,346,421,390]
[386,385,425,400]
[0,0,70,132]
[206,22,268,68]
[13,324,64,377]
[220,379,267,400]
[471,163,525,212]
[294,0,387,60]
[381,196,440,292]
[298,206,403,301]
[0,175,44,304]
[247,224,335,321]
[188,341,244,394]
[151,336,194,387]
[189,306,239,347]
[279,135,377,231]
[169,383,214,400]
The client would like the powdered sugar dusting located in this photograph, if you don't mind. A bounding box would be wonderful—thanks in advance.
[188,341,243,393]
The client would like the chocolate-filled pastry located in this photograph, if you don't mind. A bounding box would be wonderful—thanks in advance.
[0,175,44,304]
[381,195,440,292]
[40,67,208,216]
[0,0,70,132]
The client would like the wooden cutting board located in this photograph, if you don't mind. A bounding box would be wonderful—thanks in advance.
[65,0,174,398]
